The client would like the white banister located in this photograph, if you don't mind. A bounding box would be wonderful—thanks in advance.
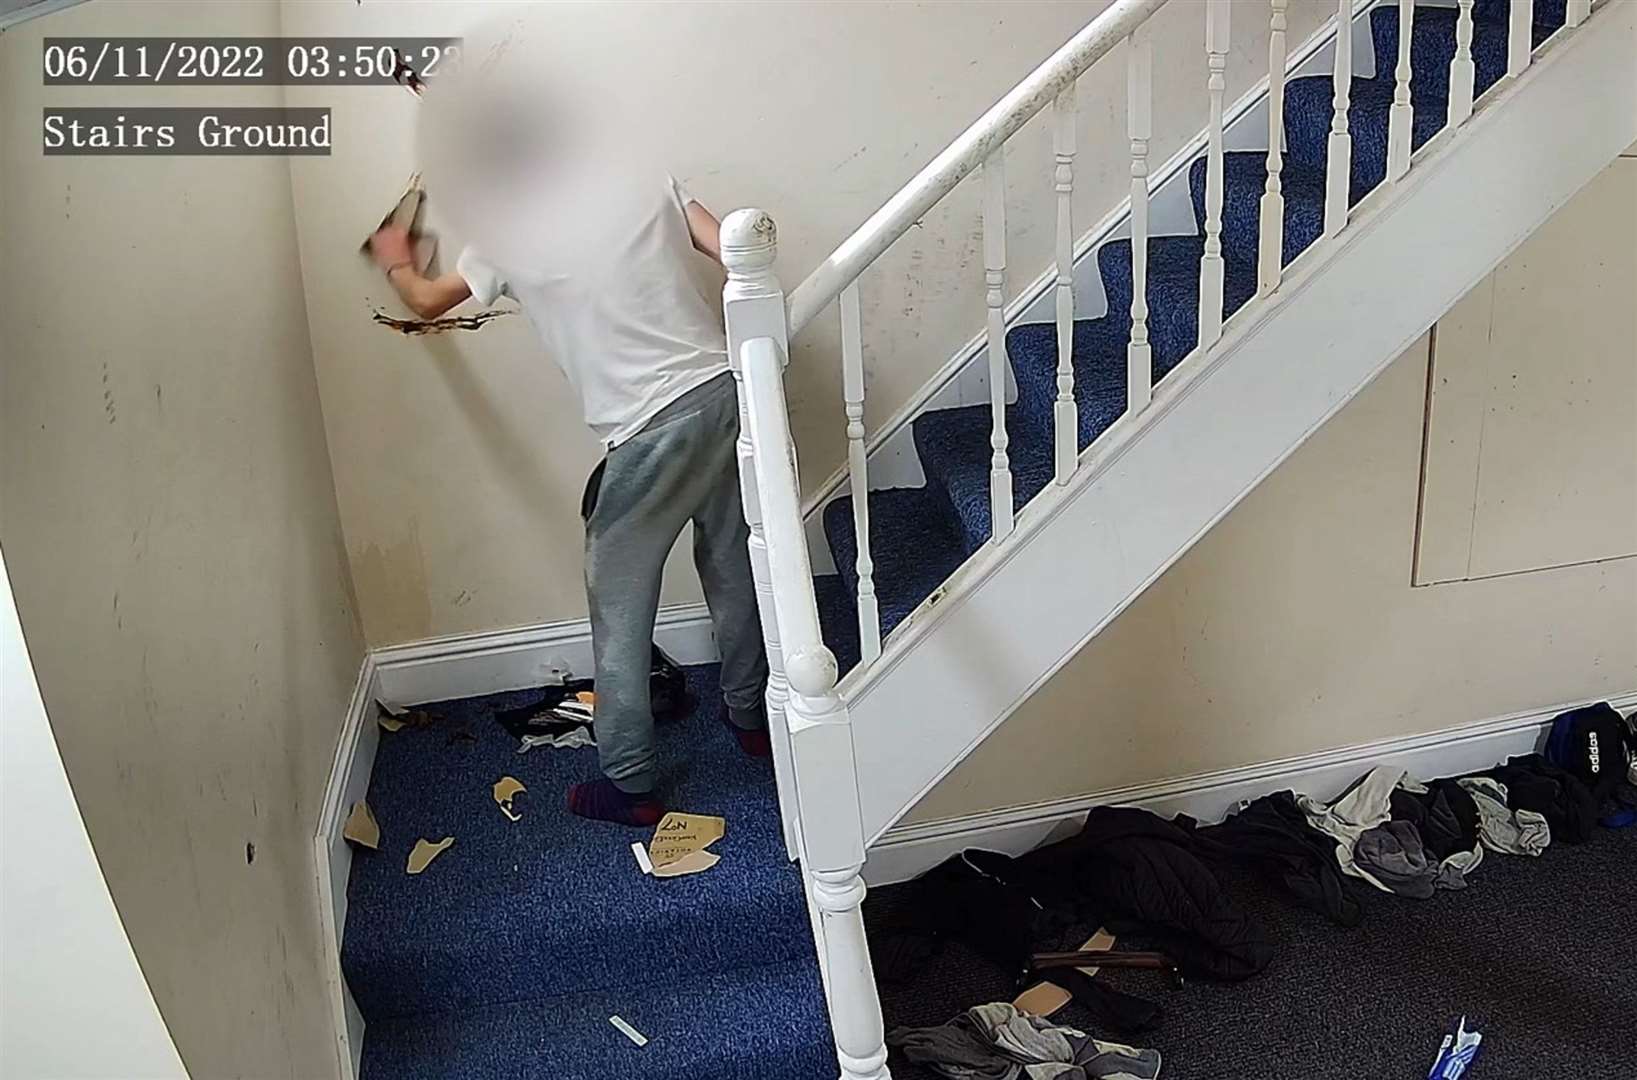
[1052,85,1078,484]
[1324,0,1354,239]
[741,338,889,1080]
[785,0,1172,336]
[1258,0,1289,297]
[1198,0,1231,349]
[1509,0,1535,77]
[1127,28,1153,415]
[1449,0,1477,125]
[839,282,881,664]
[1387,0,1415,182]
[1567,0,1591,27]
[982,150,1014,543]
[726,210,890,1080]
[721,210,800,862]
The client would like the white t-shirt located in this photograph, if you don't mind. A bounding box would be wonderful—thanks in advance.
[456,175,730,450]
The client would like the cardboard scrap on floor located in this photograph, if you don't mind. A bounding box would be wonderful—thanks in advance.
[407,836,454,874]
[643,812,726,878]
[492,776,527,822]
[342,800,381,850]
[1012,929,1116,1017]
[1012,980,1072,1018]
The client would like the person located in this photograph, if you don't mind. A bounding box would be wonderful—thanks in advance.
[368,174,770,827]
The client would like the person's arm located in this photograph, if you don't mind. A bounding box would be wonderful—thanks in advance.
[684,200,723,265]
[369,224,472,320]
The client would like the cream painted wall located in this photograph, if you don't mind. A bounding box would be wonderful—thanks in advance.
[905,193,1637,824]
[0,3,364,1077]
[1416,152,1637,583]
[280,0,1330,646]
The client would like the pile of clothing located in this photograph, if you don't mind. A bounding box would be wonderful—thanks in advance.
[881,703,1636,1080]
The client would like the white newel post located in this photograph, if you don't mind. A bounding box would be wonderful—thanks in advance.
[721,210,801,862]
[726,211,891,1080]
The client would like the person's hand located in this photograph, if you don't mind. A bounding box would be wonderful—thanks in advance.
[368,225,414,273]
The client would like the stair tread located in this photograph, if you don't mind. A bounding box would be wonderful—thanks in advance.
[913,404,1059,557]
[342,665,813,1022]
[823,486,968,639]
[359,960,836,1080]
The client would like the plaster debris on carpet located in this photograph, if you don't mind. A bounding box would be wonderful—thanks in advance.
[406,836,454,875]
[343,800,381,850]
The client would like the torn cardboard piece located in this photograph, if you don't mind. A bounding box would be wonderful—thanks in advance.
[342,801,381,850]
[492,776,526,822]
[647,812,726,878]
[1012,980,1072,1018]
[407,836,454,874]
[1011,929,1116,1017]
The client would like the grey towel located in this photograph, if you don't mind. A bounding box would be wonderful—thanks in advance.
[1354,820,1437,899]
[889,1003,1161,1080]
[1459,776,1551,856]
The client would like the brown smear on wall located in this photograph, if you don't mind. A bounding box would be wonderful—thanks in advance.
[351,519,433,645]
[371,308,512,336]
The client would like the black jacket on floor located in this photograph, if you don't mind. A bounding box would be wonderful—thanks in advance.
[1481,754,1600,844]
[1389,778,1481,862]
[1183,791,1364,928]
[1011,806,1274,982]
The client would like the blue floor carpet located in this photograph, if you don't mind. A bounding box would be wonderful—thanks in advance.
[344,665,836,1078]
[818,1,1566,675]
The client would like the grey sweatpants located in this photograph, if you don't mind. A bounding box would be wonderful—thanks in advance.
[583,372,769,793]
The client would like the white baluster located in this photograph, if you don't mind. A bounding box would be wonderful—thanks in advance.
[1449,0,1477,125]
[1199,0,1230,349]
[1324,0,1353,239]
[982,150,1013,542]
[1567,0,1591,27]
[1052,85,1078,485]
[1387,0,1415,182]
[1128,28,1153,415]
[1259,0,1289,297]
[839,282,881,664]
[740,331,889,1080]
[721,209,800,861]
[1509,0,1535,77]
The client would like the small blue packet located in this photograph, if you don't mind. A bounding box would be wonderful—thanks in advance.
[1427,1016,1482,1079]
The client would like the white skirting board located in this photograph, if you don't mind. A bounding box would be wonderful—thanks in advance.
[372,602,721,708]
[861,690,1637,887]
[313,651,380,1080]
[312,603,721,1079]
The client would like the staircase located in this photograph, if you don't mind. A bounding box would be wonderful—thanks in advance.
[338,1,1635,1078]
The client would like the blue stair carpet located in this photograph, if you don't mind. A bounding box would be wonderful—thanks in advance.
[818,1,1565,675]
[343,664,836,1078]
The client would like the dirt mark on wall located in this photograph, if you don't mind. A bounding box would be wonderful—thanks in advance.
[351,517,434,645]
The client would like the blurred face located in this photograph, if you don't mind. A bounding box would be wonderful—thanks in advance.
[418,16,659,271]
